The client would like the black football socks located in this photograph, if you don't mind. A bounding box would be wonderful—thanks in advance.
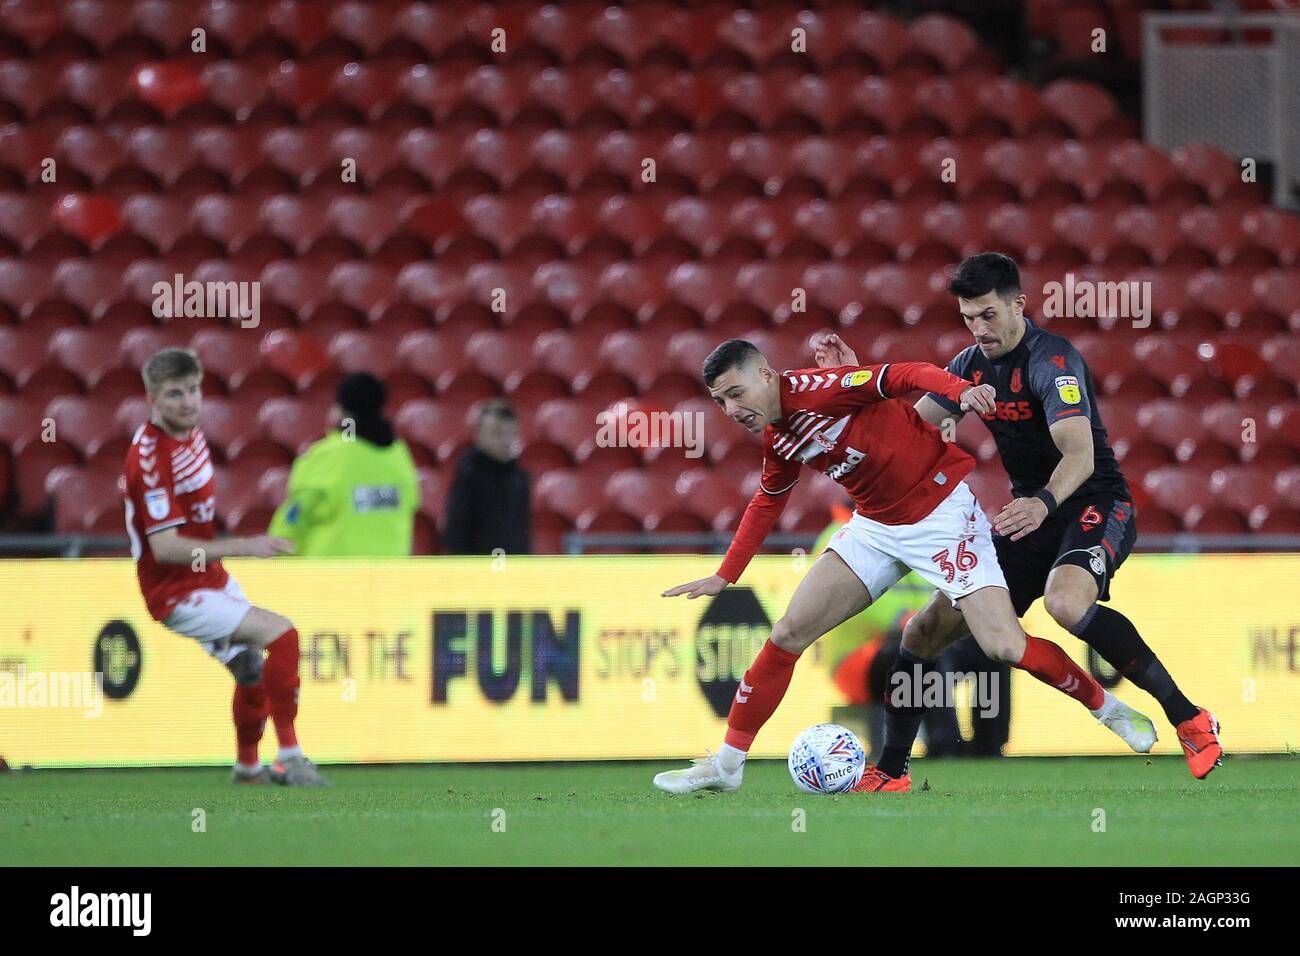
[1071,604,1199,726]
[878,648,934,778]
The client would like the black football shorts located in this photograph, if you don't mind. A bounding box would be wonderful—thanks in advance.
[993,498,1137,616]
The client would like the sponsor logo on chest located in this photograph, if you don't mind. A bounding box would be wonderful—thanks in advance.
[825,446,866,481]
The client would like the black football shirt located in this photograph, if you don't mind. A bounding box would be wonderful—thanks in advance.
[925,317,1131,507]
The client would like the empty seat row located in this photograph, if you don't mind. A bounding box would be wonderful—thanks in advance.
[2,121,1259,214]
[3,3,992,75]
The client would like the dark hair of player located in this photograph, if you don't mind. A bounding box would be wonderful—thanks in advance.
[948,252,1022,301]
[702,339,762,387]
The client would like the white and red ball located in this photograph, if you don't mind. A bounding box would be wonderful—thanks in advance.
[788,723,867,794]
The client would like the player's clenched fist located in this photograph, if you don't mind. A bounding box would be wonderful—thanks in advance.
[244,535,295,558]
[958,383,996,414]
[662,574,728,599]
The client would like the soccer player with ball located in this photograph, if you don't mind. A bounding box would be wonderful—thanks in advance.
[829,253,1222,782]
[654,338,1157,795]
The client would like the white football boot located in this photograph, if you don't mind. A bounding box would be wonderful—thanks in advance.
[1091,690,1158,752]
[652,749,744,794]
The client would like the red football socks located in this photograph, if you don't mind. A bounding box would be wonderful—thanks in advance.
[724,639,801,751]
[262,628,301,749]
[1017,634,1105,710]
[232,682,267,766]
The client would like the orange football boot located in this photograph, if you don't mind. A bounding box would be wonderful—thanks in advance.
[849,765,911,793]
[1176,708,1223,779]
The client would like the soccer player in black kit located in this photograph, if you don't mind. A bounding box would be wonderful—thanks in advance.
[815,253,1223,782]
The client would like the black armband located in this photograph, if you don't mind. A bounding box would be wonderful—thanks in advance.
[1032,489,1058,515]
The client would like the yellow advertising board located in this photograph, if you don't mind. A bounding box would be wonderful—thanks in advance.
[0,555,1296,768]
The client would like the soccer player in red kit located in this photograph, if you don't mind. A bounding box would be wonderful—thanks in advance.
[124,348,327,786]
[654,339,1155,794]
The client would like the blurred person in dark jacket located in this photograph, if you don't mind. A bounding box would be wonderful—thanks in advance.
[443,399,531,555]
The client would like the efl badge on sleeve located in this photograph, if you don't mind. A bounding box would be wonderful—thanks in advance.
[1055,375,1081,404]
[144,488,170,520]
[841,369,873,387]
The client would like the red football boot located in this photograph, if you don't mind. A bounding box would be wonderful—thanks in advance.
[849,765,911,793]
[1176,708,1223,779]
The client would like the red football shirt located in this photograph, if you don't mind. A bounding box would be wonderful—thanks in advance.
[717,363,975,583]
[123,421,229,620]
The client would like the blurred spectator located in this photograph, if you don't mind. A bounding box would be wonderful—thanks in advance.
[269,373,419,556]
[444,399,531,555]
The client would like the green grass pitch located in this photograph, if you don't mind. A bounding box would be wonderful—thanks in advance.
[4,756,1296,866]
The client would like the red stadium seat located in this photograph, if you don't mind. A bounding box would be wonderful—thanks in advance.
[1105,142,1183,205]
[328,329,403,379]
[532,261,608,321]
[912,77,992,138]
[47,326,129,392]
[260,194,332,254]
[530,509,569,555]
[531,329,599,387]
[1241,207,1300,267]
[46,463,124,534]
[394,399,461,463]
[534,469,604,526]
[258,328,333,390]
[1181,206,1274,270]
[517,439,572,477]
[1137,398,1209,461]
[1040,80,1122,140]
[1133,337,1205,398]
[397,328,471,392]
[256,396,327,456]
[675,467,744,531]
[909,13,982,74]
[1171,142,1261,205]
[1201,399,1279,464]
[1276,467,1300,512]
[1142,465,1215,528]
[1269,403,1300,455]
[862,263,946,326]
[1253,271,1300,328]
[260,125,334,184]
[1210,464,1278,530]
[534,399,594,457]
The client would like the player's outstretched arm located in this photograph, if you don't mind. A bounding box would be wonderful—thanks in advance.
[147,527,294,564]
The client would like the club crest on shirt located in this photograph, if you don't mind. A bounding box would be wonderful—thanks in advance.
[1055,375,1081,404]
[1010,367,1023,393]
[144,487,170,520]
[841,369,873,387]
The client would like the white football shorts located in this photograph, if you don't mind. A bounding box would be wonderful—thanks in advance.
[162,576,253,662]
[824,481,1008,605]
